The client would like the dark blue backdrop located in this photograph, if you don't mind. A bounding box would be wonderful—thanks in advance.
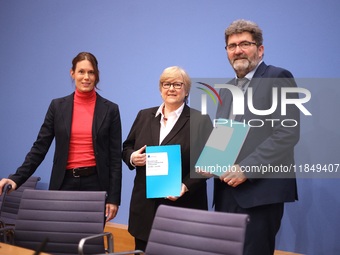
[1,1,340,254]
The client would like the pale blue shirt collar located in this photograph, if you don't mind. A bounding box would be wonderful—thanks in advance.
[237,60,263,80]
[234,60,263,93]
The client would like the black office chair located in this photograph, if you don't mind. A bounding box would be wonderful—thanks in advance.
[1,189,112,255]
[0,176,41,226]
[109,204,249,255]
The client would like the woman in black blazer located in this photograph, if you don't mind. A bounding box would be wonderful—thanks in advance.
[0,52,122,221]
[122,66,212,251]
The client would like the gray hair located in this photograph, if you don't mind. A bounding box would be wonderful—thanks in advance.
[225,19,263,46]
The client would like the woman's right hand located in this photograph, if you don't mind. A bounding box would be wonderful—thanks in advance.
[0,178,17,195]
[131,145,147,167]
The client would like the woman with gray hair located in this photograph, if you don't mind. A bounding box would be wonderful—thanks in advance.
[122,66,212,251]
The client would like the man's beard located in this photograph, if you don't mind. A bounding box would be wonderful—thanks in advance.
[232,58,250,73]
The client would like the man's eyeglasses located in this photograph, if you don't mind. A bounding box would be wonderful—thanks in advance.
[162,82,184,89]
[225,41,257,52]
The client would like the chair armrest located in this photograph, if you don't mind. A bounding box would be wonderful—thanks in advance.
[107,250,144,255]
[2,184,12,193]
[95,251,144,255]
[0,184,13,227]
[0,183,12,204]
[78,232,113,255]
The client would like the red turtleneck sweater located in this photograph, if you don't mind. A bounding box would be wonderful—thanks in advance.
[66,89,97,169]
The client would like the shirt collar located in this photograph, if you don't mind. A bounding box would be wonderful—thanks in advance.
[236,60,263,80]
[155,102,185,118]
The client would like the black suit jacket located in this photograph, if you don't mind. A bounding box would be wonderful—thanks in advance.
[215,62,299,209]
[122,104,212,241]
[10,92,122,205]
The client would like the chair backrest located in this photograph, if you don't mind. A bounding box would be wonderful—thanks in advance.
[145,205,249,255]
[1,176,41,225]
[14,189,107,255]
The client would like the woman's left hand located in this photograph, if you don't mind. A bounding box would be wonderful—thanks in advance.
[105,203,119,221]
[166,183,188,201]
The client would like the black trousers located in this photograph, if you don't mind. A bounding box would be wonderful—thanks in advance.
[60,172,101,191]
[134,238,147,253]
[215,188,284,255]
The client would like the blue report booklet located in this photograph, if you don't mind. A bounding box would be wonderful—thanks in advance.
[195,119,249,176]
[146,144,182,198]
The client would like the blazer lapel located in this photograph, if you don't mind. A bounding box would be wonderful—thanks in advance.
[249,61,267,96]
[93,94,108,135]
[150,110,161,145]
[225,79,236,119]
[60,93,74,138]
[161,105,189,145]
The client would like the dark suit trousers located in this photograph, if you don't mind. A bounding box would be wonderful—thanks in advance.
[60,173,101,191]
[215,187,284,255]
[134,238,147,252]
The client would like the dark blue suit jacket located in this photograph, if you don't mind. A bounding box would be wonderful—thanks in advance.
[215,62,299,208]
[10,92,122,205]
